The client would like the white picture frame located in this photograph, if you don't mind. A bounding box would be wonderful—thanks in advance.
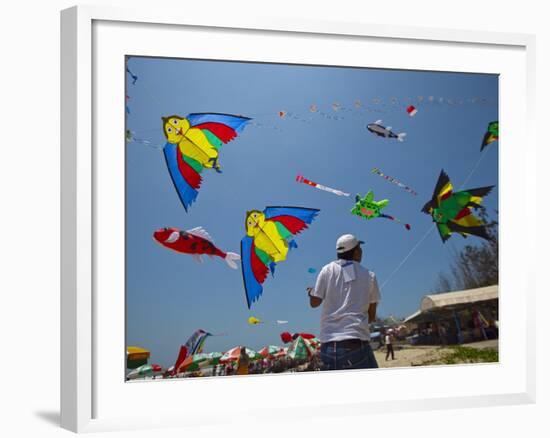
[61,5,536,433]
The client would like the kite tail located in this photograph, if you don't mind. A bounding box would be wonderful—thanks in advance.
[380,214,411,231]
[397,132,407,142]
[224,252,241,269]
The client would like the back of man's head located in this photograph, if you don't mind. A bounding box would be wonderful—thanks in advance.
[335,234,364,262]
[337,247,357,261]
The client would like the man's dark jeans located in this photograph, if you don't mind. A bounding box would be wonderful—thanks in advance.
[320,340,378,371]
[385,343,395,360]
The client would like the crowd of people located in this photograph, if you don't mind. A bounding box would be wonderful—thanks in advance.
[174,353,323,378]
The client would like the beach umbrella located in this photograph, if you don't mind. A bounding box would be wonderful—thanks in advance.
[126,346,150,369]
[259,345,282,358]
[273,347,288,358]
[178,353,212,372]
[220,347,262,363]
[248,349,263,361]
[280,332,316,343]
[287,336,315,361]
[126,363,162,380]
[304,337,321,350]
[219,347,240,363]
[207,352,223,365]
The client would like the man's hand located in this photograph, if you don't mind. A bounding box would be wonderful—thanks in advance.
[307,287,322,308]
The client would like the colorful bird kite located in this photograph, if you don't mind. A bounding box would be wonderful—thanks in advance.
[162,113,251,211]
[421,170,494,242]
[351,191,411,230]
[371,167,418,196]
[240,206,320,308]
[153,226,241,268]
[367,120,407,142]
[481,121,499,151]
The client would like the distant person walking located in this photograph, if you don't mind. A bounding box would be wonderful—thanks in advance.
[307,234,380,370]
[385,331,395,361]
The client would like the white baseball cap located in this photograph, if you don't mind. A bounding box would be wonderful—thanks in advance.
[336,234,364,253]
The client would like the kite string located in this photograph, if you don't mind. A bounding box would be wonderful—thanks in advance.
[256,95,495,122]
[459,148,489,189]
[209,331,228,337]
[380,225,434,290]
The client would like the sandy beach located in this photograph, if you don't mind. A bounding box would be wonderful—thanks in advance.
[375,340,499,368]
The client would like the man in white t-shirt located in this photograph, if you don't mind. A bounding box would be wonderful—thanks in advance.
[307,234,380,370]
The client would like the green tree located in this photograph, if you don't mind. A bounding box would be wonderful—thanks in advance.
[433,210,498,292]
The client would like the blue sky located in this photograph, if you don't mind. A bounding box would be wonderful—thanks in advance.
[125,57,498,368]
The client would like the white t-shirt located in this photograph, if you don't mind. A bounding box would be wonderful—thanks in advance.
[311,260,381,343]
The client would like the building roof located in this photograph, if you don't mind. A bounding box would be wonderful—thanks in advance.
[404,285,498,324]
[420,285,498,311]
[403,310,421,324]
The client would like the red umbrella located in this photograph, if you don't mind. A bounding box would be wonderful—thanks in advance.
[219,346,262,363]
[280,332,316,343]
[259,345,282,358]
[274,347,288,358]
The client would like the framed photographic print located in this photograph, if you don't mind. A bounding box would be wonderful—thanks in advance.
[61,5,536,433]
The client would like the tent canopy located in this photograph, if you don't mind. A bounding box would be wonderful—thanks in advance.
[405,285,498,324]
[421,285,498,312]
[126,346,150,369]
[127,346,150,358]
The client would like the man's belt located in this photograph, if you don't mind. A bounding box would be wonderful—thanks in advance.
[325,338,369,348]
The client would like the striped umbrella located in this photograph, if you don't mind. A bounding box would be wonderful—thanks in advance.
[287,336,315,360]
[207,352,223,365]
[274,347,288,358]
[126,364,162,380]
[259,345,282,358]
[305,337,321,350]
[178,353,212,372]
[220,347,262,363]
